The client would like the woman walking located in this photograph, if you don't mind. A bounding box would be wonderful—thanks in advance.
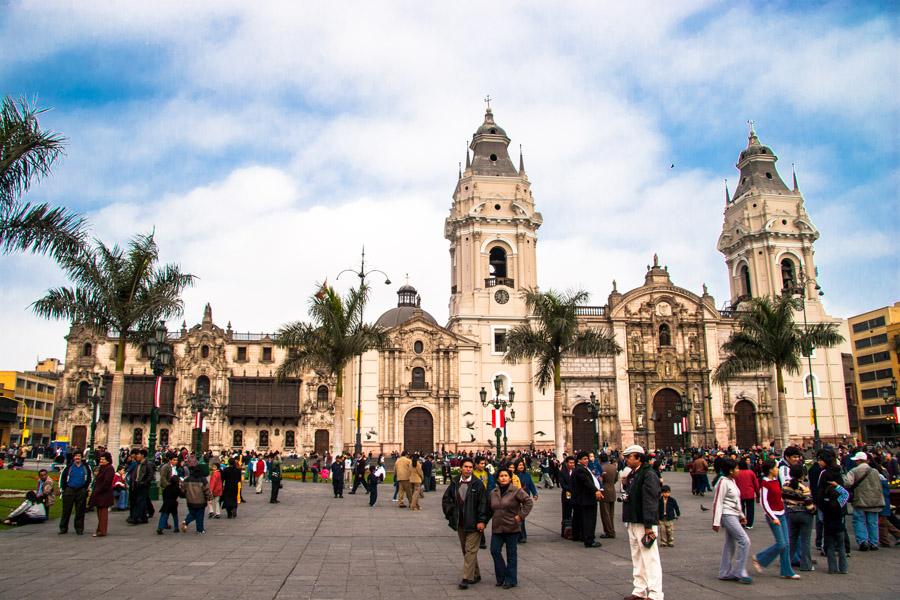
[814,449,849,574]
[89,453,115,537]
[208,459,222,518]
[489,469,533,589]
[221,458,242,518]
[752,460,800,580]
[515,460,538,543]
[712,458,752,584]
[734,457,759,529]
[409,455,425,510]
[783,464,816,571]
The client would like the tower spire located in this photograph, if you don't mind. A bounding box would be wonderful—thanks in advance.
[458,161,462,180]
[518,144,525,176]
[465,141,470,169]
[724,178,731,204]
[747,119,760,146]
[792,163,799,192]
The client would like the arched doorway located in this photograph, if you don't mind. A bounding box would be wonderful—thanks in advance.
[403,407,434,454]
[314,429,329,456]
[734,400,759,448]
[651,388,680,450]
[571,403,596,452]
[71,425,87,451]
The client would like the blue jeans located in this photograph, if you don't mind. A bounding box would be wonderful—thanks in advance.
[852,510,879,546]
[490,532,519,586]
[824,529,848,573]
[114,488,128,510]
[184,506,205,533]
[157,509,178,531]
[755,516,796,577]
[788,511,813,570]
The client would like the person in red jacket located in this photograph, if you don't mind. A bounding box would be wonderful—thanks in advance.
[734,457,760,529]
[208,460,223,518]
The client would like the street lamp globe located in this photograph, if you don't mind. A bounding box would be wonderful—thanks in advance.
[508,387,515,404]
[479,386,487,405]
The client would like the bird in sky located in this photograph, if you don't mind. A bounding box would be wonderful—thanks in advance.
[534,431,547,437]
[462,411,474,416]
[468,433,476,443]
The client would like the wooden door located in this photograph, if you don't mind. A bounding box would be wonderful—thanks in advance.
[652,388,680,450]
[71,425,87,452]
[314,429,329,456]
[734,400,759,449]
[403,407,434,455]
[571,402,596,453]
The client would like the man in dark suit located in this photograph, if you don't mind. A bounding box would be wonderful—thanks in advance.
[331,455,345,498]
[558,455,576,538]
[573,450,604,548]
[598,452,619,539]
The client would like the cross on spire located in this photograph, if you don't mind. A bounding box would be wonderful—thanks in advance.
[484,94,492,110]
[747,119,756,136]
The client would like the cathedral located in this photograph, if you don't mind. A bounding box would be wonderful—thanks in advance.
[52,107,852,456]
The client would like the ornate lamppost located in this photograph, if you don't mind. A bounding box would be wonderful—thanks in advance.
[189,386,210,468]
[480,376,515,457]
[338,247,391,457]
[87,373,106,466]
[677,393,689,449]
[146,320,172,499]
[585,391,601,453]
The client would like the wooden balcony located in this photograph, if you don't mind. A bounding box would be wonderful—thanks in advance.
[485,277,514,288]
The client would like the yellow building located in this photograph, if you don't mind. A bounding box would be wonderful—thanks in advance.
[848,302,900,442]
[0,360,62,446]
[0,384,17,446]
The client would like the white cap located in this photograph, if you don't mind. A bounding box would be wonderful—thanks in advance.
[851,451,867,461]
[622,444,645,456]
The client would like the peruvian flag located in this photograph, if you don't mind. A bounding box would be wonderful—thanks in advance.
[194,412,203,429]
[153,375,162,409]
[491,409,505,428]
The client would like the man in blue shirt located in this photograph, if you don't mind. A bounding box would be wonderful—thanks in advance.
[59,450,92,535]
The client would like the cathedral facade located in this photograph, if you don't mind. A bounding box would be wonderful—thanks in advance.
[52,109,852,455]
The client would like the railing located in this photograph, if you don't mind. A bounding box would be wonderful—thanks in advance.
[485,277,515,288]
[409,381,430,391]
[575,306,607,317]
[232,332,272,341]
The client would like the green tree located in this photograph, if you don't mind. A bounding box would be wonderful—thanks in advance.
[714,295,844,448]
[504,288,621,456]
[1,96,86,260]
[32,232,195,461]
[275,284,387,454]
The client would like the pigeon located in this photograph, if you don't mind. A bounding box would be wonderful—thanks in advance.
[534,431,547,437]
[462,411,474,416]
[487,439,494,447]
[700,505,710,512]
[468,433,476,443]
[464,419,476,430]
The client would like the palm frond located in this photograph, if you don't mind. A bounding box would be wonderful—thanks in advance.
[0,201,86,260]
[0,96,66,206]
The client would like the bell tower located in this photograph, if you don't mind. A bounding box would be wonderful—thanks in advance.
[445,102,542,327]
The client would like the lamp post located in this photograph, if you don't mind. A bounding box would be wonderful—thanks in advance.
[880,377,898,439]
[783,270,824,449]
[189,387,210,466]
[480,377,515,457]
[146,320,172,500]
[87,373,105,466]
[677,393,689,450]
[338,247,391,457]
[585,391,601,453]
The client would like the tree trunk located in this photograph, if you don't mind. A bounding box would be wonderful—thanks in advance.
[333,368,344,455]
[106,340,127,464]
[776,366,789,450]
[553,364,565,458]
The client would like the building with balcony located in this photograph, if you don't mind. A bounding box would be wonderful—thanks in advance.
[847,303,900,442]
[0,360,62,446]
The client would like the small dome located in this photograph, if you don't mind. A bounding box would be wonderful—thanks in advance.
[375,307,438,329]
[398,283,417,294]
[474,108,508,138]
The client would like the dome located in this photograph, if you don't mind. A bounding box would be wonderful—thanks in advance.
[475,109,508,138]
[375,306,438,329]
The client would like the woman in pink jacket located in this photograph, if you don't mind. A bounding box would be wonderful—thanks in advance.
[208,460,223,519]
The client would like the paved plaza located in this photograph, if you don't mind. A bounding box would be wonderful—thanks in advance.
[0,471,895,600]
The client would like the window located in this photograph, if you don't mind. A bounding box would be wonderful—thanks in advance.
[201,345,210,359]
[196,375,210,397]
[233,430,243,447]
[139,345,148,359]
[859,368,893,383]
[16,378,25,388]
[77,381,91,404]
[414,340,424,354]
[780,258,796,290]
[489,247,507,278]
[804,375,818,397]
[411,367,426,389]
[855,333,888,350]
[132,428,143,445]
[857,351,890,367]
[159,428,169,447]
[740,264,752,298]
[852,316,886,333]
[259,430,269,447]
[493,328,507,353]
[658,324,671,347]
[285,431,295,448]
[110,344,118,359]
[82,343,92,357]
[236,346,248,361]
[316,385,329,409]
[262,347,273,362]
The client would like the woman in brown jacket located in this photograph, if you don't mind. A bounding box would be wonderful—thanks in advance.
[409,455,425,510]
[89,453,115,537]
[489,469,533,589]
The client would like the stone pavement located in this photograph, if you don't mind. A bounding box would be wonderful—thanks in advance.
[0,471,895,600]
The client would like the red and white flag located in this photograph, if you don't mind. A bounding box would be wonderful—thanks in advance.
[194,412,203,429]
[153,376,162,409]
[491,408,505,428]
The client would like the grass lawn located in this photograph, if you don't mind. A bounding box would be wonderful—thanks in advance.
[0,469,59,491]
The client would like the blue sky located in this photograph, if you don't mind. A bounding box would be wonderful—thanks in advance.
[0,1,897,370]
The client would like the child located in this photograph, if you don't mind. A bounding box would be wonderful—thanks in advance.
[157,471,182,534]
[658,484,681,547]
[367,465,380,507]
[112,466,128,511]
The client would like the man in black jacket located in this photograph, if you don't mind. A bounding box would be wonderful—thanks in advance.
[442,457,490,590]
[558,455,576,538]
[621,445,662,600]
[127,449,153,525]
[573,451,604,548]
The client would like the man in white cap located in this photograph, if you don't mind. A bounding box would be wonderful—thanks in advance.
[844,451,884,551]
[621,444,663,600]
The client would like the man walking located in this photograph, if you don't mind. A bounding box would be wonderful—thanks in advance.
[442,457,490,590]
[331,455,345,498]
[573,451,604,548]
[59,450,92,535]
[599,452,618,539]
[845,451,883,551]
[394,450,413,508]
[621,445,663,600]
[254,455,267,494]
[559,455,576,539]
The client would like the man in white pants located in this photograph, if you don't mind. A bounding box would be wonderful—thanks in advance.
[620,445,663,600]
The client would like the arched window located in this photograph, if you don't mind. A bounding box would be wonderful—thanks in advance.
[159,428,169,448]
[132,428,143,445]
[259,430,269,447]
[232,430,243,447]
[489,247,507,278]
[196,375,210,397]
[316,385,329,409]
[285,431,295,448]
[82,343,92,357]
[740,264,752,298]
[77,381,91,404]
[201,345,210,358]
[658,324,671,347]
[414,340,424,354]
[411,367,426,389]
[781,258,796,291]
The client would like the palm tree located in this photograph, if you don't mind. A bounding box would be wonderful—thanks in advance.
[275,283,387,454]
[504,288,622,456]
[714,295,844,448]
[32,232,195,462]
[1,95,86,260]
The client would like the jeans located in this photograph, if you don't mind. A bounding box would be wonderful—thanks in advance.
[823,529,848,574]
[719,514,751,579]
[788,511,814,570]
[490,532,519,586]
[755,516,796,577]
[157,509,178,531]
[851,510,879,546]
[184,506,206,532]
[741,499,755,528]
[114,488,128,510]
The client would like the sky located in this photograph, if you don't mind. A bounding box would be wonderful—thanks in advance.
[1,0,898,371]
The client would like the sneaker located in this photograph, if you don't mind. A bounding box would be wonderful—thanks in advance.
[858,544,869,552]
[781,574,801,580]
[208,513,214,518]
[867,543,879,552]
[180,521,187,533]
[738,577,753,584]
[156,529,163,535]
[745,525,753,530]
